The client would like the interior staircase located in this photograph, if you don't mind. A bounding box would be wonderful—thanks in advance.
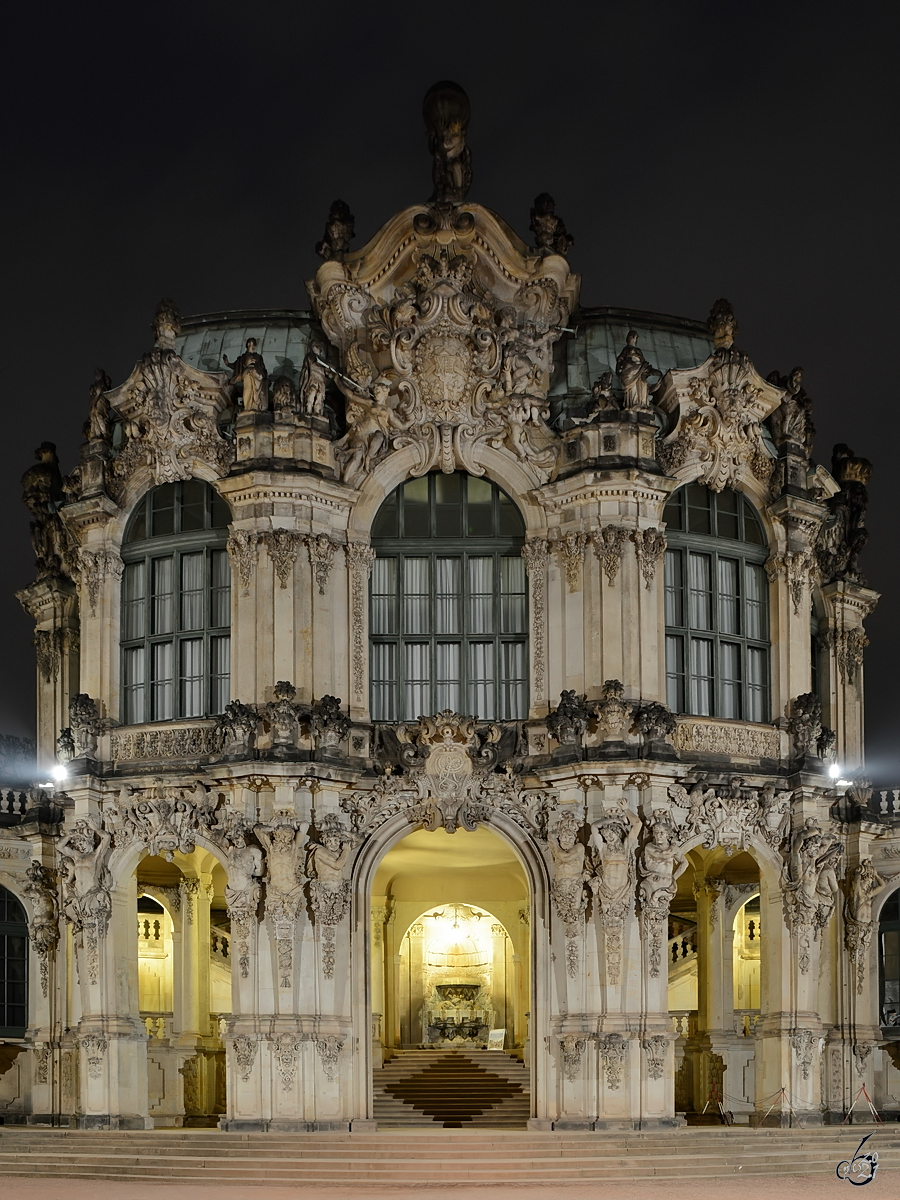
[0,1125,897,1185]
[373,1048,530,1127]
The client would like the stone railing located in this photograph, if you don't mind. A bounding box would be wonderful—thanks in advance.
[872,789,900,819]
[111,720,219,764]
[210,929,231,965]
[733,1009,761,1037]
[673,717,783,761]
[671,1010,698,1038]
[669,932,698,966]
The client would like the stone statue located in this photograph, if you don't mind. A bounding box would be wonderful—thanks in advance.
[423,80,472,206]
[57,814,113,980]
[785,817,844,934]
[224,841,264,915]
[816,444,872,584]
[589,804,641,915]
[315,200,355,261]
[846,858,893,928]
[638,813,683,913]
[298,338,328,417]
[307,818,354,926]
[767,367,815,457]
[333,377,393,487]
[615,331,661,410]
[529,193,574,257]
[497,309,547,399]
[255,815,309,919]
[548,811,591,944]
[152,297,181,349]
[224,338,269,412]
[707,298,738,349]
[87,369,114,445]
[844,857,897,995]
[271,375,297,415]
[21,443,71,579]
[588,372,617,416]
[23,861,60,995]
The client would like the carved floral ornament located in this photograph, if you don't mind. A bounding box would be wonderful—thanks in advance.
[308,204,579,487]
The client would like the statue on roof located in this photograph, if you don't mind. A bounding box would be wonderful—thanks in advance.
[298,337,328,417]
[767,366,815,457]
[152,297,181,349]
[423,81,472,206]
[224,338,269,412]
[86,369,114,446]
[616,331,661,411]
[707,298,738,350]
[530,193,574,257]
[315,200,355,261]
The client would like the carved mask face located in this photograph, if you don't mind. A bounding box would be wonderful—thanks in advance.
[324,834,342,853]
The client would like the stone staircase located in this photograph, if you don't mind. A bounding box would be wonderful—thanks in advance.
[0,1125,898,1184]
[373,1048,530,1126]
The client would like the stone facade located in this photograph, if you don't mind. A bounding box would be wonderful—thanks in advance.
[3,84,899,1132]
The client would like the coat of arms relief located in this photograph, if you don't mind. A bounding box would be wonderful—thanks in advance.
[308,204,580,487]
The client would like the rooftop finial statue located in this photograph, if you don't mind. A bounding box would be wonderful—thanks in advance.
[423,80,472,206]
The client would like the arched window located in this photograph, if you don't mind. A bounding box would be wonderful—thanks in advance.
[663,483,770,722]
[121,481,231,724]
[0,886,27,1037]
[880,886,900,1029]
[370,473,527,722]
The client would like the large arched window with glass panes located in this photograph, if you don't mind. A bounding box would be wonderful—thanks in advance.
[663,483,770,722]
[0,886,27,1038]
[880,887,900,1029]
[121,480,231,724]
[369,473,527,722]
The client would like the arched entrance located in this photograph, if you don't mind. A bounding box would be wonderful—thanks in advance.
[366,822,534,1126]
[669,845,770,1123]
[133,847,230,1126]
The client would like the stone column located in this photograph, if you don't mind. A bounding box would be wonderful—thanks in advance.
[820,580,879,772]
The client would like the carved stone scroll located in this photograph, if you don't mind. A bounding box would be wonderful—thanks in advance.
[346,543,376,701]
[521,538,548,698]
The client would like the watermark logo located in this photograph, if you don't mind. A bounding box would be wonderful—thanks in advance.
[836,1133,879,1186]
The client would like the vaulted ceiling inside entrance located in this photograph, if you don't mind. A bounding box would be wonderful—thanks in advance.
[374,826,527,903]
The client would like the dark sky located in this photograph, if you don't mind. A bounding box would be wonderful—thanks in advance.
[2,3,898,779]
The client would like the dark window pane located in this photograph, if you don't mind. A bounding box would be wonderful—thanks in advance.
[403,475,430,536]
[663,495,683,531]
[686,483,711,534]
[467,476,493,536]
[498,493,524,537]
[151,484,177,536]
[210,490,231,529]
[717,490,739,540]
[180,479,206,531]
[435,471,462,536]
[126,499,147,543]
[372,496,399,538]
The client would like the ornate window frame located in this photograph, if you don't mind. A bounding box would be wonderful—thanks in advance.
[120,481,231,725]
[369,473,528,722]
[663,483,771,722]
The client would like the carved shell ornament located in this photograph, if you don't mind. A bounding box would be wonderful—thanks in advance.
[657,350,781,494]
[308,191,579,485]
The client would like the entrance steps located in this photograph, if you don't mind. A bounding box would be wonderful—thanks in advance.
[374,1048,530,1127]
[0,1126,898,1185]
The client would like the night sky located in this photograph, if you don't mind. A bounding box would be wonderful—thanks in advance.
[3,4,898,780]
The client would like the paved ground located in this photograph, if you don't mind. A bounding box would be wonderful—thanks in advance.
[0,1173,889,1200]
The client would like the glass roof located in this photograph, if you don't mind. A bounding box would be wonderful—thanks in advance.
[552,308,713,399]
[175,312,314,384]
